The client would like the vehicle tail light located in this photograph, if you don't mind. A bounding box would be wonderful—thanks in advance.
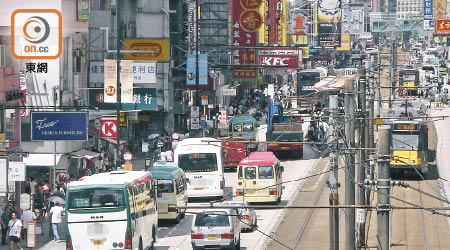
[236,189,244,196]
[221,233,233,239]
[125,229,132,249]
[220,180,224,189]
[237,181,242,186]
[241,215,249,220]
[168,205,177,212]
[191,230,204,239]
[269,188,277,195]
[66,234,72,250]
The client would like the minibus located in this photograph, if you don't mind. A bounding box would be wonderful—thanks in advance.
[235,151,283,203]
[149,162,188,222]
[65,171,157,250]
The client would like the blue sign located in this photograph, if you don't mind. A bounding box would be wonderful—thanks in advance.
[186,53,208,85]
[424,0,433,20]
[31,112,88,141]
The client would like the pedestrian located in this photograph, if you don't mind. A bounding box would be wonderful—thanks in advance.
[7,212,22,250]
[20,208,36,240]
[1,207,10,245]
[49,203,64,243]
[29,177,37,197]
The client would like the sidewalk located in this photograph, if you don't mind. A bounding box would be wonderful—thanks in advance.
[0,216,65,250]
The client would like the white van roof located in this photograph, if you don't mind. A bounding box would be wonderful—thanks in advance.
[68,171,151,187]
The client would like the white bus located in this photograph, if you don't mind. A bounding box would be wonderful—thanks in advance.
[174,137,225,199]
[65,171,158,250]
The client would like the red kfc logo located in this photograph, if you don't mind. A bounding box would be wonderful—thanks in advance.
[100,118,118,138]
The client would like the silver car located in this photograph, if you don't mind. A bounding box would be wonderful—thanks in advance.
[191,209,241,250]
[221,201,257,232]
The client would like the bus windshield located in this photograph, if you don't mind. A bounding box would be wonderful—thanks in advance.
[243,123,254,132]
[402,74,416,81]
[68,188,125,209]
[157,179,174,193]
[392,133,419,150]
[178,153,218,173]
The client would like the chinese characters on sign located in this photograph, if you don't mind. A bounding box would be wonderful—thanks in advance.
[89,61,157,87]
[342,4,364,35]
[434,0,446,21]
[293,16,307,35]
[436,19,450,34]
[25,63,47,73]
[424,0,433,20]
[103,59,117,103]
[232,0,261,79]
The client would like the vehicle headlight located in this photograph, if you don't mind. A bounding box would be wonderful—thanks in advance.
[410,160,415,163]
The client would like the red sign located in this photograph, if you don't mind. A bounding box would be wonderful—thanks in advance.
[240,0,262,9]
[436,19,450,34]
[56,171,68,183]
[100,118,118,138]
[259,55,299,68]
[240,10,262,32]
[19,76,27,117]
[293,15,307,35]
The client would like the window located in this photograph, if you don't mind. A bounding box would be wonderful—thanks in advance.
[245,167,256,179]
[233,124,243,132]
[157,180,174,193]
[392,133,419,150]
[258,166,274,179]
[68,188,125,209]
[195,212,230,227]
[238,166,243,179]
[243,123,253,132]
[178,153,218,173]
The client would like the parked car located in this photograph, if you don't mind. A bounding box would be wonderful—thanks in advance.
[191,209,241,250]
[220,201,257,232]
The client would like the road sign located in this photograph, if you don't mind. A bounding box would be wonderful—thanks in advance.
[100,118,118,138]
[374,118,384,125]
[124,152,133,162]
[201,96,208,105]
[191,106,200,117]
[191,117,200,129]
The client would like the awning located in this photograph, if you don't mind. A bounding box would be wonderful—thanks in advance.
[70,149,100,160]
[23,154,63,167]
[104,138,127,145]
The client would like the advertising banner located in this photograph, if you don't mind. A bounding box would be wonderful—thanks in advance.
[77,0,90,21]
[120,60,134,103]
[90,88,157,110]
[103,59,117,103]
[342,4,364,35]
[199,54,208,85]
[232,0,261,79]
[435,19,450,34]
[434,0,446,20]
[317,0,342,47]
[424,0,433,20]
[186,54,196,86]
[90,61,157,85]
[123,39,169,61]
[19,75,27,117]
[31,112,88,141]
[186,54,208,85]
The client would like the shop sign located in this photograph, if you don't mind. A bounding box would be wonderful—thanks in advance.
[89,88,157,111]
[8,162,25,182]
[342,4,364,35]
[100,118,118,138]
[424,0,433,20]
[436,20,450,34]
[89,61,157,85]
[123,39,169,61]
[259,55,299,68]
[56,171,68,183]
[0,158,6,193]
[31,112,88,141]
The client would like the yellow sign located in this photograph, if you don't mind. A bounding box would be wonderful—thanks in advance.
[123,163,133,171]
[139,115,149,121]
[301,47,309,58]
[123,39,169,61]
[0,133,5,143]
[336,34,351,51]
[374,118,383,125]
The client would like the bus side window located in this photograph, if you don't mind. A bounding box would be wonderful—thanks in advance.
[238,166,243,179]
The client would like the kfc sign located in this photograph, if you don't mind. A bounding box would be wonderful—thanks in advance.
[259,55,299,68]
[100,118,118,138]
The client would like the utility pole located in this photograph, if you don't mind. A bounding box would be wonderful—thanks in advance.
[116,1,122,170]
[344,79,356,250]
[52,86,57,187]
[328,95,339,250]
[377,42,382,117]
[377,125,391,250]
[357,68,367,248]
[368,55,375,149]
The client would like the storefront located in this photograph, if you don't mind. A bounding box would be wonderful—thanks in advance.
[69,149,100,179]
[23,154,69,184]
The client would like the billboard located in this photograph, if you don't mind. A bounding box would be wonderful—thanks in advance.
[31,112,88,141]
[435,19,450,34]
[89,61,157,85]
[186,54,208,85]
[317,0,342,47]
[434,0,446,20]
[123,39,169,61]
[342,4,364,35]
[258,48,301,68]
[424,0,433,20]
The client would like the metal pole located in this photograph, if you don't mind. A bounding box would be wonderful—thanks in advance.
[328,95,339,250]
[377,42,382,117]
[116,1,122,170]
[369,56,375,149]
[344,79,356,250]
[195,0,200,107]
[53,86,57,186]
[377,125,391,250]
[357,69,367,248]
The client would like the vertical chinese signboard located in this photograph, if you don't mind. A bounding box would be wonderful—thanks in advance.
[435,20,450,34]
[342,4,364,35]
[232,0,262,79]
[317,0,342,47]
[120,60,133,103]
[424,0,434,30]
[434,0,446,21]
[104,59,117,103]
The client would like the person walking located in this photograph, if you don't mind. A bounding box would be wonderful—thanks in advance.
[7,212,23,250]
[1,207,10,245]
[20,208,36,240]
[49,203,64,243]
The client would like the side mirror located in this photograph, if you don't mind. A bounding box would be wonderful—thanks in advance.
[280,166,284,172]
[186,178,190,184]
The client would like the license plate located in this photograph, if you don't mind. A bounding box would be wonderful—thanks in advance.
[208,234,218,240]
[194,187,204,190]
[93,240,103,246]
[281,147,289,150]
